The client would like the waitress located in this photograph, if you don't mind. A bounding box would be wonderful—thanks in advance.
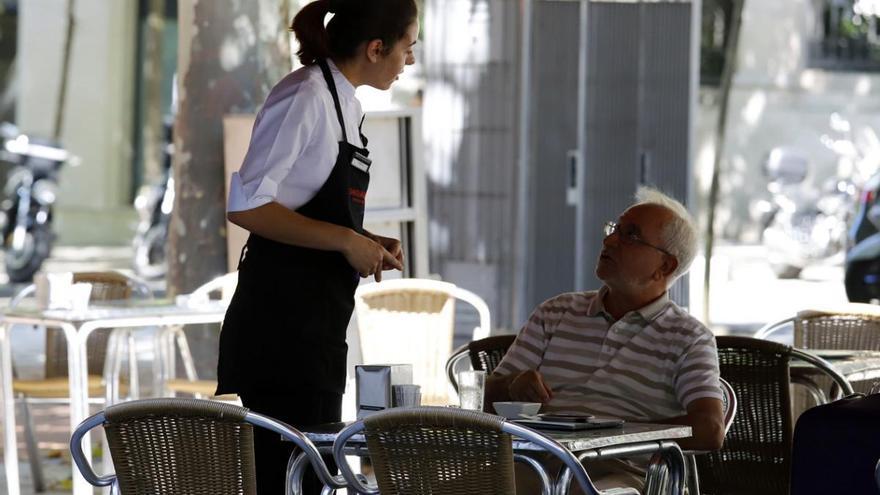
[216,0,419,493]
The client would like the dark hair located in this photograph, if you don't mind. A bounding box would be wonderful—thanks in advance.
[291,0,418,66]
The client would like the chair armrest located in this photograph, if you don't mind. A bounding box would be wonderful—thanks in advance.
[753,317,796,340]
[513,453,553,495]
[69,412,117,488]
[332,421,380,494]
[791,348,855,396]
[446,344,470,393]
[246,411,349,491]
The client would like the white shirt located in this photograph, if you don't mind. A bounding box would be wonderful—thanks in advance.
[227,60,365,213]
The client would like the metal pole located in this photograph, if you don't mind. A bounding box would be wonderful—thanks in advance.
[574,0,590,291]
[514,0,535,325]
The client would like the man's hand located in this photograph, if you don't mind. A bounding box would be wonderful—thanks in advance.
[509,370,554,403]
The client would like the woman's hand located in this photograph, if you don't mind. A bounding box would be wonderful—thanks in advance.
[343,231,403,280]
[368,233,405,270]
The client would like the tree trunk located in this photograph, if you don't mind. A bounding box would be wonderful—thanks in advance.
[171,0,291,295]
[171,0,291,377]
[702,0,745,324]
[53,0,76,141]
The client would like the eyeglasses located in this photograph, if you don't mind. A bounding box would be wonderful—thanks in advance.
[603,221,673,257]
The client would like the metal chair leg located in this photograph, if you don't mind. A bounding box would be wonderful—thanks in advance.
[173,327,199,382]
[686,453,700,495]
[19,397,46,492]
[126,330,139,399]
[644,452,667,495]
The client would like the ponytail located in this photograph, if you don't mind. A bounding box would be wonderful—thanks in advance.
[291,0,418,66]
[290,0,333,66]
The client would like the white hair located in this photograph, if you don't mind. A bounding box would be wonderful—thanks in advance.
[633,186,699,286]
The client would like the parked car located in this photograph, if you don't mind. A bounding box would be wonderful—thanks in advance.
[845,171,880,302]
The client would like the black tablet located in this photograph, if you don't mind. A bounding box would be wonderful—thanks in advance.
[513,417,624,431]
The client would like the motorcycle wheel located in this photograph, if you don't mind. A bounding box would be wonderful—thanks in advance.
[133,223,167,279]
[5,225,53,283]
[845,259,880,303]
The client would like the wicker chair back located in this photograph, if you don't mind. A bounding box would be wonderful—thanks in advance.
[363,407,516,495]
[696,336,794,495]
[103,398,257,495]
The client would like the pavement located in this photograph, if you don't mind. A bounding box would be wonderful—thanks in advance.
[0,242,852,493]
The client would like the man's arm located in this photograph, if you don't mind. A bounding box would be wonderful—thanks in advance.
[485,370,553,408]
[651,397,725,451]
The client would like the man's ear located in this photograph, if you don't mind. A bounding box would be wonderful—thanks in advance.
[659,255,679,279]
[366,39,385,63]
[654,254,678,280]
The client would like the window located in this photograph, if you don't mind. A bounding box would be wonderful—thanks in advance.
[701,0,734,86]
[0,1,17,122]
[808,0,880,71]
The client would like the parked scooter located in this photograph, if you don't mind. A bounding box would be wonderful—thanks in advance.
[0,122,77,282]
[132,119,173,279]
[756,147,857,279]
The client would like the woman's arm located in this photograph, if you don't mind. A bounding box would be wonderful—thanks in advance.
[228,202,402,277]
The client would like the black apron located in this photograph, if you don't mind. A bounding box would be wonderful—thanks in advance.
[217,60,371,395]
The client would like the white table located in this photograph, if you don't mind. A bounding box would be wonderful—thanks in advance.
[0,300,228,495]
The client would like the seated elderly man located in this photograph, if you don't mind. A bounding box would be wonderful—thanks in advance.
[485,187,724,493]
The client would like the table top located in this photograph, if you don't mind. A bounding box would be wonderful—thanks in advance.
[1,299,228,324]
[302,420,691,452]
[792,349,880,377]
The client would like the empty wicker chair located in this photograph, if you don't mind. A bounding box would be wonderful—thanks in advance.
[69,398,347,495]
[159,271,239,400]
[355,279,491,405]
[445,334,516,393]
[332,406,638,495]
[755,304,880,386]
[696,336,852,495]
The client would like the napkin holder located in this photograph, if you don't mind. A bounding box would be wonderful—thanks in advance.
[355,364,413,420]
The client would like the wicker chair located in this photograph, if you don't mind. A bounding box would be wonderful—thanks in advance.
[355,279,491,405]
[445,334,517,393]
[9,270,151,492]
[695,336,852,495]
[756,304,880,395]
[332,406,636,495]
[69,398,346,495]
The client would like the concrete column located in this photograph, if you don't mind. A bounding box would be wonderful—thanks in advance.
[17,0,138,245]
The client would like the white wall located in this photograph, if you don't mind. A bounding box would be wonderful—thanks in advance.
[694,0,880,242]
[17,0,138,245]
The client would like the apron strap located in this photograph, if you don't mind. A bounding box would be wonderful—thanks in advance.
[317,59,349,144]
[358,114,369,149]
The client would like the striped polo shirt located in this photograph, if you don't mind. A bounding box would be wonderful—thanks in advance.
[494,288,721,421]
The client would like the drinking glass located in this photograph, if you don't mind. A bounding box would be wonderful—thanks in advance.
[393,384,422,408]
[457,370,486,410]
